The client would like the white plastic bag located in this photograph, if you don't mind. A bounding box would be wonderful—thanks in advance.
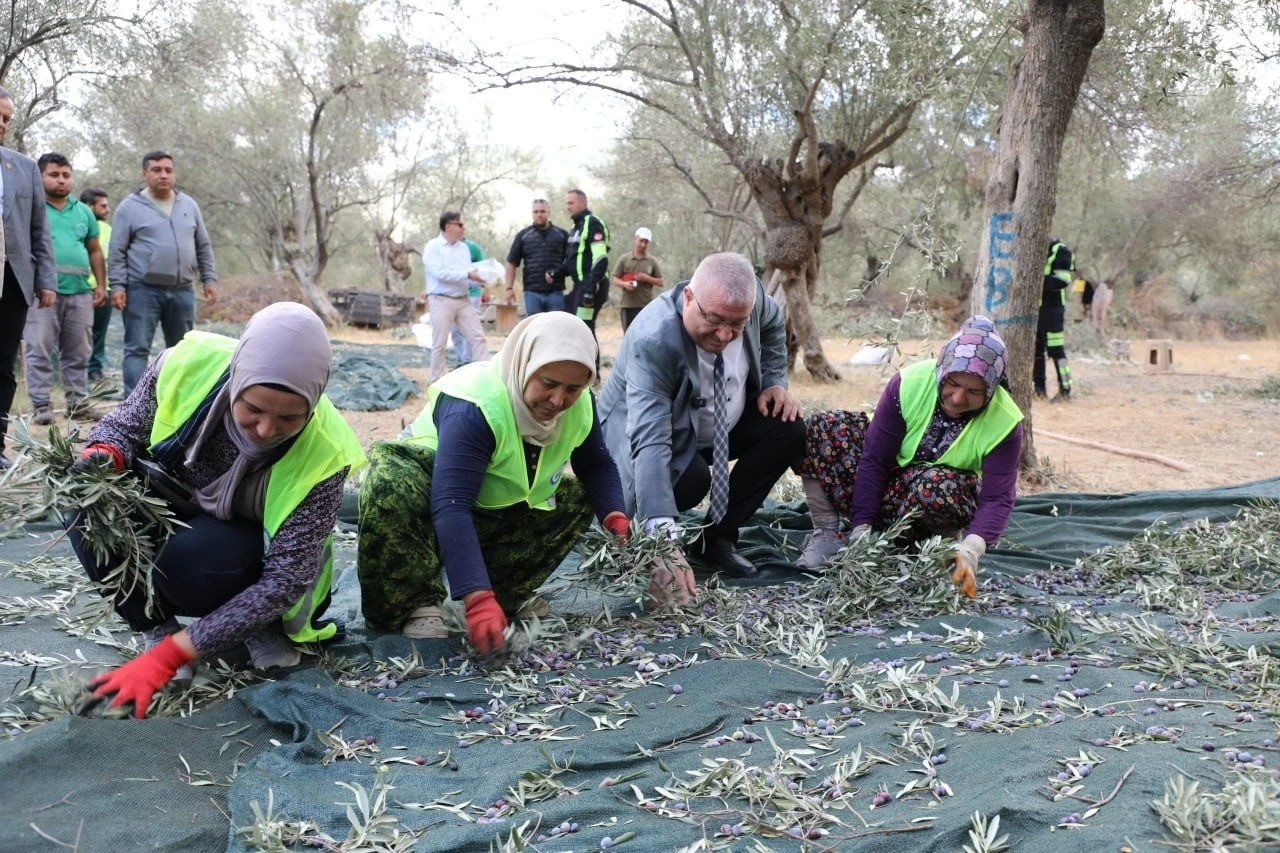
[411,314,455,351]
[471,258,504,287]
[848,345,890,366]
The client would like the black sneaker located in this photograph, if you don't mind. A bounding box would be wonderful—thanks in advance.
[32,406,54,426]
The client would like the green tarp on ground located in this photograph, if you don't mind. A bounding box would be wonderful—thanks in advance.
[4,476,1280,852]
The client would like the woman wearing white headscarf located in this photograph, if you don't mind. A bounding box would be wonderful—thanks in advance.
[69,302,365,718]
[358,312,629,653]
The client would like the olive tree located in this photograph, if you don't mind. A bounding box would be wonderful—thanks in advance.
[480,0,997,380]
[970,0,1104,466]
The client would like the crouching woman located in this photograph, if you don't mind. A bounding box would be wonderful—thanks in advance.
[71,302,365,718]
[357,312,629,654]
[795,316,1024,595]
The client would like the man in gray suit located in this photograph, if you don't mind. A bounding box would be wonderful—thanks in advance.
[0,87,58,469]
[598,252,805,588]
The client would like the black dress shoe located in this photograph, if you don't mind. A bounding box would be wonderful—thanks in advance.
[702,536,759,578]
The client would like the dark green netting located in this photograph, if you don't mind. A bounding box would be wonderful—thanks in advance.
[3,479,1280,851]
[326,355,420,412]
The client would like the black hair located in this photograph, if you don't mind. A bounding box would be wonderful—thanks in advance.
[142,150,173,170]
[80,188,108,205]
[37,152,71,172]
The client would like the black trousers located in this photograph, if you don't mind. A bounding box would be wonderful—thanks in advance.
[672,400,807,544]
[69,511,265,632]
[1034,301,1069,395]
[0,266,32,455]
[566,280,609,374]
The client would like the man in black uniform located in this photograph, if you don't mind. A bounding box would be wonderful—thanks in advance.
[556,189,610,368]
[1035,238,1075,401]
[503,197,568,315]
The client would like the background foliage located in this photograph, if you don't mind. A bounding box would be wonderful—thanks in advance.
[4,0,1279,337]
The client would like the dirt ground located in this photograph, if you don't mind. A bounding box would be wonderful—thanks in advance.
[331,318,1280,497]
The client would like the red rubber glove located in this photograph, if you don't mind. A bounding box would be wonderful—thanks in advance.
[464,590,508,655]
[602,511,630,544]
[74,443,125,474]
[87,634,195,719]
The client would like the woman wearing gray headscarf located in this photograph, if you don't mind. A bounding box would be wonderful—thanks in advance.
[68,302,365,719]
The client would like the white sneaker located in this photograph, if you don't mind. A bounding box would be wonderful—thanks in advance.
[244,624,302,669]
[144,618,195,681]
[401,605,448,639]
[797,528,843,570]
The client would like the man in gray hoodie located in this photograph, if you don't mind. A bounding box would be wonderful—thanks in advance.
[109,150,218,397]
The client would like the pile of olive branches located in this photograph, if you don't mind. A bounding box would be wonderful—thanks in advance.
[2,422,181,624]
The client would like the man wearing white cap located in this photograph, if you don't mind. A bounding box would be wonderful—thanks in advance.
[613,226,665,332]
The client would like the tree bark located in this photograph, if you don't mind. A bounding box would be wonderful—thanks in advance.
[288,258,343,327]
[969,0,1105,470]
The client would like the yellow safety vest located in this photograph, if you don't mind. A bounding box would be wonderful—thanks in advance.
[152,331,366,642]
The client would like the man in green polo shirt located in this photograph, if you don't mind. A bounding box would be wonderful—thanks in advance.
[24,153,107,424]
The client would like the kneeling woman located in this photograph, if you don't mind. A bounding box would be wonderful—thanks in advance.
[72,303,365,718]
[358,312,629,654]
[795,316,1024,594]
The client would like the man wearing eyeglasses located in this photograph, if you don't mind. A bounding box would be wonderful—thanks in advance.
[504,197,568,315]
[423,211,489,382]
[598,252,805,587]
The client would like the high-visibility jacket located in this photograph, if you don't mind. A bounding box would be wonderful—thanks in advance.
[895,360,1022,472]
[151,331,366,642]
[566,209,610,288]
[407,360,592,510]
[1043,240,1076,306]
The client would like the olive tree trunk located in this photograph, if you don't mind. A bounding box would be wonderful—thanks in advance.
[970,0,1105,469]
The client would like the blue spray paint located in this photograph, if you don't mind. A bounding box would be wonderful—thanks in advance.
[985,212,1014,313]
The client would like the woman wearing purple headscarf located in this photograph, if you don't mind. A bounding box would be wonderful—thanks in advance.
[794,316,1024,595]
[67,302,365,719]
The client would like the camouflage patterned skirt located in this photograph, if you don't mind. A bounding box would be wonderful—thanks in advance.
[357,440,593,632]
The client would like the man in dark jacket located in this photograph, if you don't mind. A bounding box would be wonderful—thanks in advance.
[555,189,609,369]
[503,197,568,315]
[1035,239,1074,401]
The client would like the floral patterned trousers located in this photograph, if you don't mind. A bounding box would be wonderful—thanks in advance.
[797,410,979,539]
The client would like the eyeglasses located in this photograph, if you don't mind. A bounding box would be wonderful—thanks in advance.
[689,290,749,332]
[532,198,548,204]
[448,220,465,228]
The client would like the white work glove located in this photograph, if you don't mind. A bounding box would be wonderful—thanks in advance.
[943,533,987,598]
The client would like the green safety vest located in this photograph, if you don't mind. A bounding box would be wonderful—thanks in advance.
[895,360,1023,472]
[407,360,593,510]
[151,331,366,643]
[573,214,610,284]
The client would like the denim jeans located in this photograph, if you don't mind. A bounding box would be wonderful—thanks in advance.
[88,301,118,376]
[523,290,565,315]
[122,283,195,397]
